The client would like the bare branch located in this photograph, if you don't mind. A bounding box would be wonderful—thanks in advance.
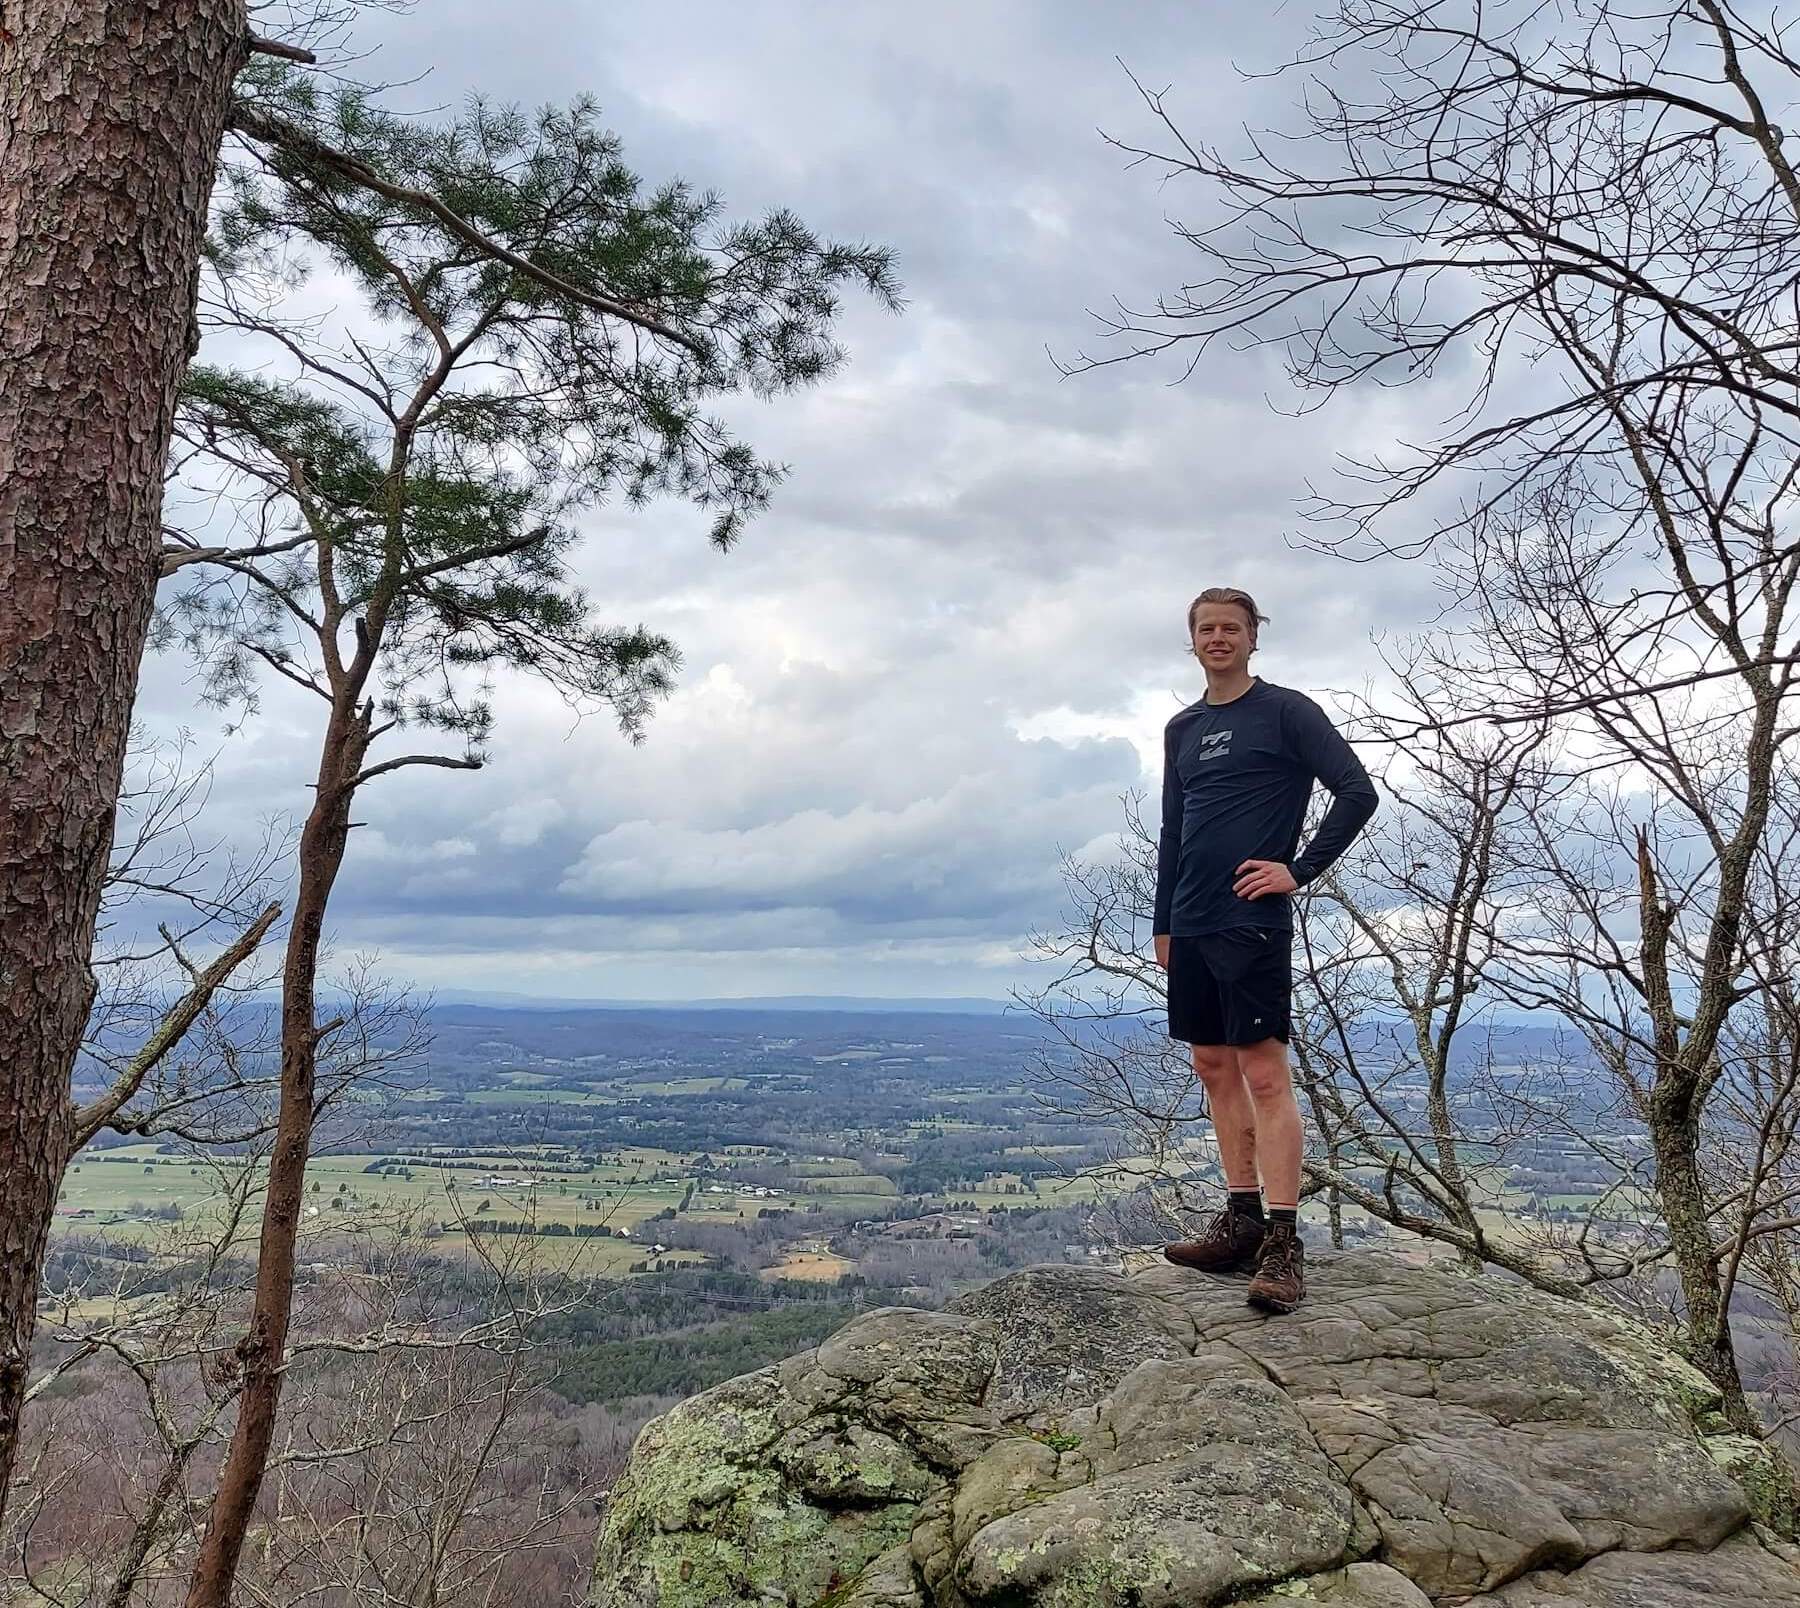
[245,33,318,66]
[71,903,282,1147]
[347,754,482,791]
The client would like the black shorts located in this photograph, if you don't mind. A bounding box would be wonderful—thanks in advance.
[1167,928,1293,1046]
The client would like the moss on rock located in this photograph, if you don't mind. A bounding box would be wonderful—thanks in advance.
[1706,1432,1800,1539]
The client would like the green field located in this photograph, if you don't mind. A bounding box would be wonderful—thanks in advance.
[803,1174,901,1196]
[56,1120,1171,1284]
[405,1072,758,1107]
[55,1144,759,1276]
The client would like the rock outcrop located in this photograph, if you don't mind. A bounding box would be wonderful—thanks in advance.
[588,1251,1800,1607]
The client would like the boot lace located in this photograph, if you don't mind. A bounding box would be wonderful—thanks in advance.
[1259,1228,1299,1282]
[1201,1208,1240,1246]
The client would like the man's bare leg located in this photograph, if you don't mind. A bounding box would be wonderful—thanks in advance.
[1162,1043,1267,1273]
[1191,1043,1259,1189]
[1235,1038,1301,1209]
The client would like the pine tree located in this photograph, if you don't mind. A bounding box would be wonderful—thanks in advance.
[164,81,896,1607]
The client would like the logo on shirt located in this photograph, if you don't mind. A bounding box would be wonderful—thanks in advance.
[1195,729,1234,763]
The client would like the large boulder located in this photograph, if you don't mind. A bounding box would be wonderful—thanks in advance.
[588,1251,1799,1607]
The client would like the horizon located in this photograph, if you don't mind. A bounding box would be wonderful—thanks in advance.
[406,989,1021,1015]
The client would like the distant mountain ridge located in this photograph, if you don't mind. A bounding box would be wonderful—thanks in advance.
[426,989,1016,1015]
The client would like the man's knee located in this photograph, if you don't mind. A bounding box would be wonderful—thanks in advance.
[1189,1044,1239,1090]
[1236,1039,1293,1101]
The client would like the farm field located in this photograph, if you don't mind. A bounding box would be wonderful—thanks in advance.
[762,1247,857,1282]
[55,1142,779,1276]
[49,1006,1642,1311]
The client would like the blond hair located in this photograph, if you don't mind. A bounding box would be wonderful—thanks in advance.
[1187,587,1269,644]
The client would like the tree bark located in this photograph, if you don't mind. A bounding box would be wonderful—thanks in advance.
[184,698,368,1608]
[1638,830,1757,1430]
[1651,1097,1755,1430]
[0,0,247,1524]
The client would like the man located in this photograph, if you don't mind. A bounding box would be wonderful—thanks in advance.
[1153,587,1377,1313]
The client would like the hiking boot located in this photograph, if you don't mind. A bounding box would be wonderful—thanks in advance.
[1163,1207,1265,1274]
[1246,1221,1305,1313]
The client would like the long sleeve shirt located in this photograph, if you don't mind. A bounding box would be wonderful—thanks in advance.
[1153,679,1378,937]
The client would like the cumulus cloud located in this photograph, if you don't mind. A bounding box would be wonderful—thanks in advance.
[135,1,1451,999]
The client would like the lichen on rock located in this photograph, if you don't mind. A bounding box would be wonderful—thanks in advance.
[588,1251,1800,1607]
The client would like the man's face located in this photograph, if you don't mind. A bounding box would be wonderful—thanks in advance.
[1190,602,1255,673]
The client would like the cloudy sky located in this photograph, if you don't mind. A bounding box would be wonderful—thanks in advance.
[138,1,1451,1003]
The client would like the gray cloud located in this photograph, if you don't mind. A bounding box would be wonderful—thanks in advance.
[136,1,1452,999]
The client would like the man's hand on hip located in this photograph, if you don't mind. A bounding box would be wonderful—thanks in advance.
[1234,860,1298,901]
[1154,934,1171,970]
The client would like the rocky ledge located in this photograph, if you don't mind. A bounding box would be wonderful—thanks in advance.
[588,1251,1800,1607]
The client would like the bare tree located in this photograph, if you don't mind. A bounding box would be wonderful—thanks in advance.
[0,732,283,1571]
[250,1274,589,1608]
[5,745,424,1607]
[1392,503,1800,1427]
[13,1156,263,1608]
[1066,0,1800,1432]
[6,1191,593,1608]
[1018,793,1210,1248]
[77,733,290,1153]
[1712,778,1800,1432]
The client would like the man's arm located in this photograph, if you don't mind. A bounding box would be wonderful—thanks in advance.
[1152,720,1181,948]
[1285,693,1378,884]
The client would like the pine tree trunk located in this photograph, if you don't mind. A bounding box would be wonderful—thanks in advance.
[184,702,367,1608]
[0,0,247,1523]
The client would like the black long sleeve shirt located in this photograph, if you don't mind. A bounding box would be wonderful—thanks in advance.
[1153,679,1378,937]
